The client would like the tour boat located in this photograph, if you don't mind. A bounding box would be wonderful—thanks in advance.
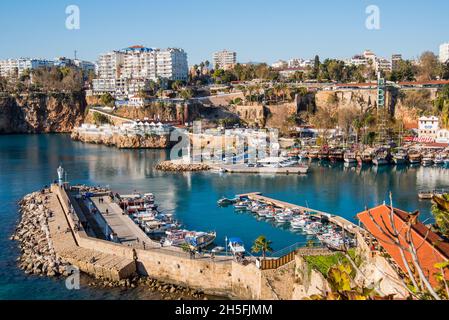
[234,201,250,211]
[344,152,357,163]
[308,149,319,160]
[163,230,189,247]
[408,150,422,164]
[318,148,330,161]
[393,149,408,165]
[372,150,390,166]
[185,231,217,250]
[329,149,344,162]
[361,149,374,164]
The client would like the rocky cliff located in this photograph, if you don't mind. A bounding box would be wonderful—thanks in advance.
[0,92,86,134]
[71,131,172,149]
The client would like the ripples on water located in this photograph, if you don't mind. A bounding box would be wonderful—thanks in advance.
[0,134,447,299]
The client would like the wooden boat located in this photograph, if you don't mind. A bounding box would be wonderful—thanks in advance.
[318,148,330,161]
[308,149,319,160]
[361,149,374,164]
[373,150,390,166]
[393,149,408,165]
[329,149,344,162]
[433,195,449,212]
[344,152,357,163]
[185,231,217,250]
[408,150,422,164]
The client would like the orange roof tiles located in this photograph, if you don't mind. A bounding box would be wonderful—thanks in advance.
[357,205,449,287]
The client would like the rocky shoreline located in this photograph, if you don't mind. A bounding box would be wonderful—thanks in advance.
[11,190,72,277]
[155,160,211,172]
[71,131,172,149]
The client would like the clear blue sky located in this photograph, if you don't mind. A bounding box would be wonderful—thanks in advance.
[0,0,448,65]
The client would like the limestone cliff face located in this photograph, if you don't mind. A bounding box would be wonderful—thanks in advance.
[0,92,86,134]
[71,131,172,149]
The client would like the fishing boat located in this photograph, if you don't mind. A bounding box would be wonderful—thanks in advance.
[344,151,357,163]
[418,191,434,200]
[275,213,293,223]
[234,201,250,211]
[185,231,217,250]
[393,149,408,165]
[291,217,308,229]
[228,237,246,255]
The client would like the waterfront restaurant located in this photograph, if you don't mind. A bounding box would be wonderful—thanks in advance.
[357,205,449,287]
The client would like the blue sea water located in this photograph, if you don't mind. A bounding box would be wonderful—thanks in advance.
[0,134,448,299]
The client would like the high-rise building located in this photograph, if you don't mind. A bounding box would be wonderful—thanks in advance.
[213,50,237,69]
[92,45,188,98]
[440,43,449,63]
[391,54,403,71]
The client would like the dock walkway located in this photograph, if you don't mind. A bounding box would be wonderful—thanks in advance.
[49,188,136,280]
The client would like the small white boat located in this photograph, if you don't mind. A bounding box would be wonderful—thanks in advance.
[228,237,246,255]
[211,246,225,253]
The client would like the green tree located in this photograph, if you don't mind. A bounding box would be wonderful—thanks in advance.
[100,93,115,107]
[251,236,273,259]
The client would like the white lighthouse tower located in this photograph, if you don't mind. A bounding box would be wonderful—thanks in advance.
[57,165,65,187]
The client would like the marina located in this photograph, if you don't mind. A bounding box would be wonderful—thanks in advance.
[2,134,448,299]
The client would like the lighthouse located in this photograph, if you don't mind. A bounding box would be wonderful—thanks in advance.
[57,165,64,187]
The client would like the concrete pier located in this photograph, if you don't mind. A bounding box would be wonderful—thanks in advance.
[237,192,362,234]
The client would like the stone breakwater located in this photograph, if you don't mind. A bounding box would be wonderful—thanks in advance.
[11,191,72,277]
[71,131,172,149]
[155,160,211,172]
[88,276,208,300]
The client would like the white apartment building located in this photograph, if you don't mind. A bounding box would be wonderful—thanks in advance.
[156,48,188,81]
[0,58,54,77]
[92,46,188,98]
[97,51,126,79]
[440,43,449,63]
[213,50,237,69]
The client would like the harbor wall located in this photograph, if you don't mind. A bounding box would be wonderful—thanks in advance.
[51,185,272,299]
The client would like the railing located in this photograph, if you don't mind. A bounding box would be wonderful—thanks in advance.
[259,251,296,270]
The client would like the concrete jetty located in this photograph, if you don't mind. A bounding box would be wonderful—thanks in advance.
[237,192,362,233]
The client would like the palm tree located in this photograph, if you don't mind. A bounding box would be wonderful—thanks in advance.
[251,235,273,259]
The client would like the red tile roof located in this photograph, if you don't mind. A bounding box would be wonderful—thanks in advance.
[357,205,449,287]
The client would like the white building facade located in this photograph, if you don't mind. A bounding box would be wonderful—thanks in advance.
[440,43,449,63]
[418,116,440,140]
[0,58,54,77]
[213,50,237,69]
[92,46,188,98]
